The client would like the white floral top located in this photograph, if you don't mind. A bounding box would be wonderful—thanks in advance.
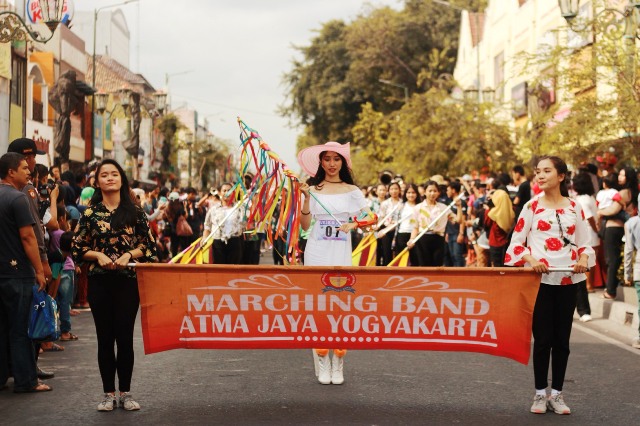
[505,195,596,285]
[412,201,449,236]
[204,204,246,242]
[378,198,403,227]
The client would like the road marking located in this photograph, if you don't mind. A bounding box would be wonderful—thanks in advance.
[573,323,640,356]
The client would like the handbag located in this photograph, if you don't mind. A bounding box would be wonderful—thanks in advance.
[28,285,61,342]
[176,215,194,237]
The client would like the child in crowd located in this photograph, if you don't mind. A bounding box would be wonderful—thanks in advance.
[50,207,78,341]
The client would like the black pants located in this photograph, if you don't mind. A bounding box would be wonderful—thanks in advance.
[378,231,395,266]
[415,234,445,267]
[489,244,507,267]
[88,274,140,393]
[532,282,578,391]
[213,237,243,264]
[242,239,261,265]
[603,227,624,296]
[575,281,591,316]
[395,232,419,266]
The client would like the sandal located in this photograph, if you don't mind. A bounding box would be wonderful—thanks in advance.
[14,382,52,393]
[60,333,78,341]
[42,342,65,352]
[602,292,615,300]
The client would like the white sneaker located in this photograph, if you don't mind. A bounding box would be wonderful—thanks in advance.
[530,394,547,414]
[632,338,640,349]
[331,356,344,385]
[119,392,141,411]
[547,394,571,414]
[317,353,331,385]
[97,393,117,411]
[579,314,592,322]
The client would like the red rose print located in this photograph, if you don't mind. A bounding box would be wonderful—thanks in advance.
[570,200,576,207]
[537,220,551,231]
[578,247,585,255]
[561,276,573,285]
[571,250,577,260]
[515,218,525,232]
[535,209,545,214]
[504,253,512,263]
[540,258,549,267]
[531,200,538,211]
[581,210,585,220]
[567,225,576,235]
[556,209,565,214]
[514,245,526,255]
[545,238,563,251]
[514,259,526,266]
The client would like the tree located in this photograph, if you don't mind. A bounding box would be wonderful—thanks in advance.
[351,86,516,184]
[155,113,185,183]
[281,1,463,151]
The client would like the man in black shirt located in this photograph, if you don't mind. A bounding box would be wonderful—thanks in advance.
[0,153,49,393]
[511,165,531,217]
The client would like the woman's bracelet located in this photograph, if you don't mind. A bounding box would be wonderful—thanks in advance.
[126,251,134,260]
[301,210,310,215]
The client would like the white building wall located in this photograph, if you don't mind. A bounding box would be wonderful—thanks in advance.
[454,0,572,115]
[71,9,130,68]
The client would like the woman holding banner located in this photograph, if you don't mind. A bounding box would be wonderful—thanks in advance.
[72,159,157,412]
[298,141,372,385]
[504,156,594,415]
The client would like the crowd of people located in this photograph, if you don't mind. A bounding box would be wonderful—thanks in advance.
[1,135,639,416]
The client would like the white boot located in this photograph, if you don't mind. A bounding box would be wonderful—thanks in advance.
[330,355,344,385]
[317,353,331,385]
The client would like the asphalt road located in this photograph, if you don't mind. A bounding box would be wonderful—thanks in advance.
[2,254,639,425]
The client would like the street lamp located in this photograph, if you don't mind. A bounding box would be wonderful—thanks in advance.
[558,0,581,21]
[378,79,409,103]
[95,91,108,114]
[482,87,495,104]
[185,131,194,187]
[464,86,479,102]
[153,91,167,114]
[0,1,65,43]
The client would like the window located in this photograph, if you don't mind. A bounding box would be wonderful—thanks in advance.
[10,57,25,106]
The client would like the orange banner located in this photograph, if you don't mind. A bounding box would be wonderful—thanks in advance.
[137,265,540,364]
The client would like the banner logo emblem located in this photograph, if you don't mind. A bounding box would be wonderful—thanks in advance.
[321,272,356,293]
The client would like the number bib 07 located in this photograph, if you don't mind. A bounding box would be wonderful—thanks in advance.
[317,219,347,241]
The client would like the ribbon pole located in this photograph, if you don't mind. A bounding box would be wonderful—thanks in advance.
[387,190,465,266]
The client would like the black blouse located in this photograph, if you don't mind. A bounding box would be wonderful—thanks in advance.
[72,202,158,277]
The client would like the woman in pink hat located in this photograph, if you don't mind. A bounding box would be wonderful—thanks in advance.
[298,141,373,385]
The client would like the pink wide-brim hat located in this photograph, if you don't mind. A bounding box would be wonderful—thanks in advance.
[297,141,352,177]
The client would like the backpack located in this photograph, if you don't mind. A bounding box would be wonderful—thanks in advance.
[28,285,61,342]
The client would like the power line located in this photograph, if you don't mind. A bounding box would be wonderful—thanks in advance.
[171,93,283,118]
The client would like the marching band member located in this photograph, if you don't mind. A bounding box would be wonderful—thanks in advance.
[505,156,594,415]
[298,141,373,385]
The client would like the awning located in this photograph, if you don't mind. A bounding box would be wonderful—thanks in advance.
[76,81,96,96]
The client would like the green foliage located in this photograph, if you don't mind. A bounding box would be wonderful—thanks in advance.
[155,113,185,179]
[195,135,232,189]
[351,89,517,185]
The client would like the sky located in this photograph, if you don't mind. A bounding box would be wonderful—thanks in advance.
[76,0,402,171]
